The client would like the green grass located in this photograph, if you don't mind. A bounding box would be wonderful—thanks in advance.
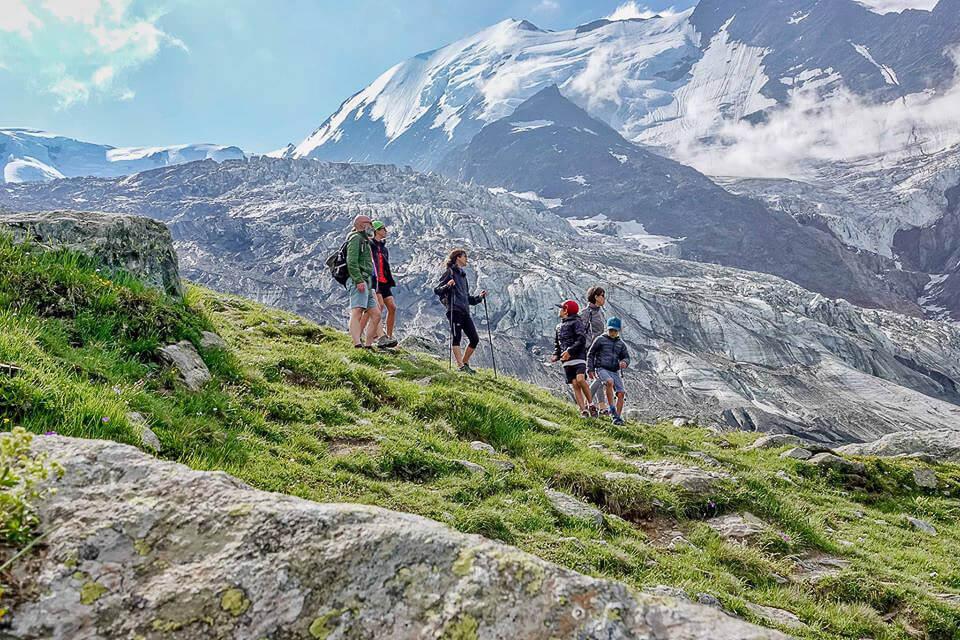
[2,235,960,639]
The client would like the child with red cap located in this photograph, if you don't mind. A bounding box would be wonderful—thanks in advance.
[550,299,595,417]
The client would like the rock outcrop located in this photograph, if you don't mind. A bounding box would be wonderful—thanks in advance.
[10,436,788,639]
[837,429,960,463]
[0,210,182,297]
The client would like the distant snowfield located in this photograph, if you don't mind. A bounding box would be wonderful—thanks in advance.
[853,0,940,14]
[0,128,244,184]
[569,214,680,253]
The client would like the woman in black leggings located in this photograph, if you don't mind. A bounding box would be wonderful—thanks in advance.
[434,248,486,374]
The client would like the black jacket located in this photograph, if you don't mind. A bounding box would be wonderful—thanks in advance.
[434,265,481,314]
[554,314,587,362]
[371,240,396,288]
[588,334,630,372]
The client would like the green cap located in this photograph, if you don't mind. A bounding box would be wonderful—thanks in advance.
[371,220,385,231]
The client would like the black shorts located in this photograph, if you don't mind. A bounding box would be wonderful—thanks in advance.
[450,309,480,349]
[564,363,587,384]
[376,282,393,298]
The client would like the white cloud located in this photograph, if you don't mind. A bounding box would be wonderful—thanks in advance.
[50,75,91,108]
[535,0,560,10]
[41,0,103,24]
[853,0,940,14]
[605,2,679,21]
[93,64,115,88]
[672,51,960,179]
[1,0,186,107]
[0,0,42,37]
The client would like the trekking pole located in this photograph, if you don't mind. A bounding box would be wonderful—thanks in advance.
[482,296,498,379]
[448,301,455,371]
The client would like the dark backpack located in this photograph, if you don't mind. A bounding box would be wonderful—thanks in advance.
[326,239,350,286]
[435,268,453,308]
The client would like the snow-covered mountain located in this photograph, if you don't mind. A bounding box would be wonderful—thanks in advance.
[289,0,958,171]
[441,85,925,315]
[0,128,245,184]
[3,157,959,442]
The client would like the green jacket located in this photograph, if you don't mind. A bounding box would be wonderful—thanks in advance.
[346,231,374,286]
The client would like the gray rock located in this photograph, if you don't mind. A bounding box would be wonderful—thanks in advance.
[643,585,691,602]
[544,488,604,527]
[470,441,497,455]
[747,434,803,450]
[630,460,733,493]
[744,603,809,631]
[774,470,796,485]
[455,460,487,475]
[906,516,937,535]
[837,429,960,464]
[706,513,768,542]
[697,593,722,608]
[532,417,562,431]
[18,436,790,640]
[489,459,516,472]
[913,468,939,489]
[200,330,228,350]
[126,412,160,453]
[672,417,692,427]
[0,210,182,297]
[687,451,722,467]
[158,340,211,391]
[807,453,865,475]
[780,447,813,461]
[791,553,850,584]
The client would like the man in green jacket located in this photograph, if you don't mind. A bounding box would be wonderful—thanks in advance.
[346,214,381,348]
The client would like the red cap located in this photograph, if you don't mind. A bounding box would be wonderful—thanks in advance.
[556,299,579,314]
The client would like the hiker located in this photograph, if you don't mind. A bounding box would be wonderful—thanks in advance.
[434,248,486,374]
[371,220,398,348]
[345,214,381,349]
[551,299,594,417]
[587,316,630,426]
[583,286,608,415]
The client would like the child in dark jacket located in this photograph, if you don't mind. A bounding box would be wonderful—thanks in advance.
[587,317,630,425]
[551,300,594,417]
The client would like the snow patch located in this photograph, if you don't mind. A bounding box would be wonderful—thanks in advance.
[3,156,64,183]
[851,43,899,86]
[510,120,554,133]
[569,214,680,252]
[489,187,563,209]
[610,151,628,164]
[788,11,809,24]
[562,175,589,185]
[853,0,939,15]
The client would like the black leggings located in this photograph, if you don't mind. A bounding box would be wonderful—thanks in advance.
[450,309,480,349]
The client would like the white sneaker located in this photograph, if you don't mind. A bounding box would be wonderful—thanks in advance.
[376,335,398,348]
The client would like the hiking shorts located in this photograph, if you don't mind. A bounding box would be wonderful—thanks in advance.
[450,309,480,349]
[596,368,625,394]
[563,362,587,384]
[349,284,378,310]
[376,282,393,299]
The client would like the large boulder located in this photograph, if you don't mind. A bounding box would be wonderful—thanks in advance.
[10,436,788,640]
[0,210,182,297]
[837,429,960,464]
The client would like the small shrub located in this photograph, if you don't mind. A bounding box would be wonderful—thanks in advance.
[0,428,64,546]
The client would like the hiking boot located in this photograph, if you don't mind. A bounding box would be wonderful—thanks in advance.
[588,404,600,418]
[580,409,591,418]
[459,364,477,375]
[612,416,625,426]
[376,335,398,348]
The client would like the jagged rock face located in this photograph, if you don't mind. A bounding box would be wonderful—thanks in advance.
[11,436,789,640]
[2,158,959,442]
[441,86,924,315]
[0,210,182,297]
[724,146,960,322]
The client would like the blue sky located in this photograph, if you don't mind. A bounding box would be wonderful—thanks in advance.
[0,0,693,152]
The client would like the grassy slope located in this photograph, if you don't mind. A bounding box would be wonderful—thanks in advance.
[1,236,959,639]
